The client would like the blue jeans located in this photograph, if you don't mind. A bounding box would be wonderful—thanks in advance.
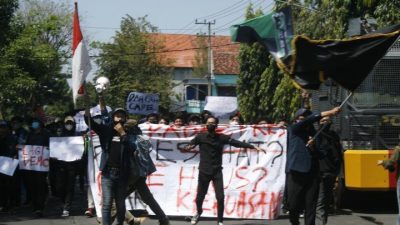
[397,177,400,225]
[101,169,126,225]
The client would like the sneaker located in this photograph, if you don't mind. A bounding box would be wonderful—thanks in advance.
[191,213,200,225]
[281,208,289,215]
[218,223,224,225]
[85,208,94,217]
[299,212,304,218]
[61,210,69,217]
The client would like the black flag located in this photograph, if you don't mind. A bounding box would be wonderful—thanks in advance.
[282,24,400,90]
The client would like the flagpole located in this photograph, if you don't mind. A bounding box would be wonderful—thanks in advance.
[83,89,96,180]
[306,92,353,147]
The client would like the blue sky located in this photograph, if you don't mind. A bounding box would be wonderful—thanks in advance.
[76,0,275,43]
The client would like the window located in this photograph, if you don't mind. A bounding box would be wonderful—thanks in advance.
[217,86,236,96]
[186,85,208,100]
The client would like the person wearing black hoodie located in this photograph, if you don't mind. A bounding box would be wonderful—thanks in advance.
[315,117,343,225]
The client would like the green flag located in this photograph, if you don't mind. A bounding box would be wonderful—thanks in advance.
[230,7,294,59]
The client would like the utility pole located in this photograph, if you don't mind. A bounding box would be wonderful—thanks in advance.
[195,19,215,96]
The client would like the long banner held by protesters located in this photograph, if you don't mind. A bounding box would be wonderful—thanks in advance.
[87,124,287,220]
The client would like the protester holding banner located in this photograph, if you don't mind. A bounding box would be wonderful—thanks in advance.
[0,120,18,212]
[52,116,82,217]
[158,116,169,125]
[146,113,159,124]
[285,107,340,225]
[188,114,201,125]
[48,119,63,198]
[25,118,50,217]
[184,116,265,225]
[229,114,244,125]
[173,116,185,128]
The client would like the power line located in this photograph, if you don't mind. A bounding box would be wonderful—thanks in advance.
[202,0,254,20]
[207,0,263,21]
[213,0,270,33]
[196,0,248,20]
[166,0,265,49]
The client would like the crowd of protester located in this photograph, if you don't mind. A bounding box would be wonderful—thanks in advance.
[0,107,346,225]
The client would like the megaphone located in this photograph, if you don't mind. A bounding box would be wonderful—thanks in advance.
[95,76,110,93]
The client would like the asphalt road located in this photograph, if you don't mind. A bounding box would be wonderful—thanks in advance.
[0,190,397,225]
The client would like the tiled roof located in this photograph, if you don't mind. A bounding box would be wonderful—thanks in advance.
[151,33,240,75]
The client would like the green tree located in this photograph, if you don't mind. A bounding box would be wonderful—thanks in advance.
[374,0,400,26]
[236,4,272,123]
[0,0,18,50]
[0,0,73,118]
[94,15,173,114]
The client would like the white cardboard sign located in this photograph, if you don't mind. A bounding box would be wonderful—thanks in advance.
[49,136,85,162]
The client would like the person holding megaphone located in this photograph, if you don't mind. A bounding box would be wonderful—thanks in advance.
[84,77,170,225]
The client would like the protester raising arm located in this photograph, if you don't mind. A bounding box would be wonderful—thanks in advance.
[291,107,341,133]
[183,132,265,153]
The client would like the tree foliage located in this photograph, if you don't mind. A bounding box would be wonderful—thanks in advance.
[0,0,18,50]
[0,0,72,119]
[93,15,173,114]
[237,0,400,123]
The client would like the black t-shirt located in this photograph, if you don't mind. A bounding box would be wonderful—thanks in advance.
[107,136,121,168]
[190,132,254,175]
[318,130,343,174]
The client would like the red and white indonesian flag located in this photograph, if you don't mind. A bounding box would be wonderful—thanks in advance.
[72,2,91,105]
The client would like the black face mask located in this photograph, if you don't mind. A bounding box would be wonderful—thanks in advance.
[321,123,331,130]
[206,124,216,133]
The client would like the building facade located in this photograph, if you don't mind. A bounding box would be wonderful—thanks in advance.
[153,34,240,113]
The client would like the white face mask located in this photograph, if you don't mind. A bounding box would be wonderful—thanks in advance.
[65,124,74,131]
[230,121,239,125]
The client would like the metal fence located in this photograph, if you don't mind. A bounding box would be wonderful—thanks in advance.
[311,40,400,150]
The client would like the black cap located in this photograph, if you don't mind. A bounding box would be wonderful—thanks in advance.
[294,108,312,118]
[112,108,127,117]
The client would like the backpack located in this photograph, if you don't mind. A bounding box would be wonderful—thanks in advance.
[127,134,156,179]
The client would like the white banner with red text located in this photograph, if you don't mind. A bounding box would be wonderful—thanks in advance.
[88,124,287,220]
